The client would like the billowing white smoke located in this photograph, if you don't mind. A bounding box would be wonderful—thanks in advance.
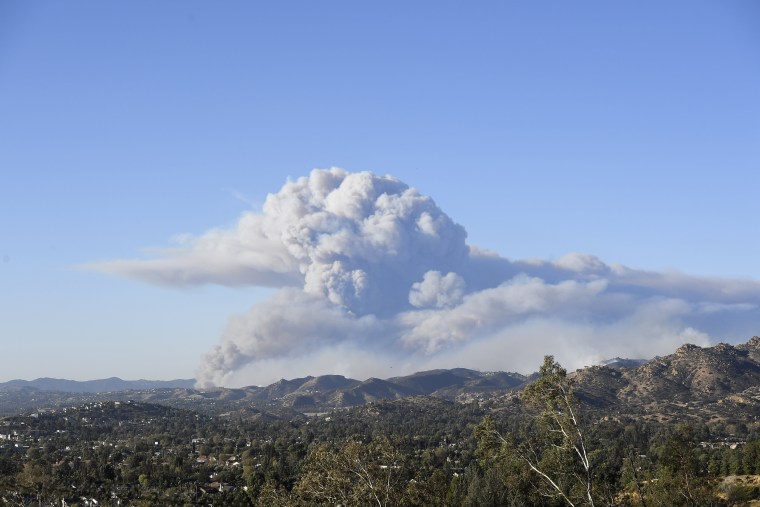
[274,169,468,316]
[89,168,760,387]
[409,271,466,309]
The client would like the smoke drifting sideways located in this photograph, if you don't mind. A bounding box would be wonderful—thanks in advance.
[89,168,760,387]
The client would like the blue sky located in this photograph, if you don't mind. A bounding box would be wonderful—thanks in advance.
[1,1,758,383]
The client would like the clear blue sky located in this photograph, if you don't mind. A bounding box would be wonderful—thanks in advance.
[1,1,758,382]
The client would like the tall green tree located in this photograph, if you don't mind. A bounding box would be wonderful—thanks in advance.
[294,437,406,506]
[478,355,596,507]
[646,425,715,507]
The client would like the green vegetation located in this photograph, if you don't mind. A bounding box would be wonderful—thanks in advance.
[2,358,760,506]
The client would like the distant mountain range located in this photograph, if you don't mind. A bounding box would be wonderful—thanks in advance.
[2,337,760,425]
[0,367,531,403]
[0,368,531,416]
[598,357,649,369]
[0,377,196,393]
[231,367,530,410]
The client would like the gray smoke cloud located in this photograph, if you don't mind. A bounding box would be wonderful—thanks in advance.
[89,168,760,387]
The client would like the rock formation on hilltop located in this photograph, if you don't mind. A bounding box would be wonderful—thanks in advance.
[572,336,760,423]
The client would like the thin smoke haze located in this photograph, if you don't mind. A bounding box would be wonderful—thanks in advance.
[88,168,760,387]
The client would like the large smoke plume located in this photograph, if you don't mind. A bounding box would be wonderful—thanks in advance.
[90,168,760,387]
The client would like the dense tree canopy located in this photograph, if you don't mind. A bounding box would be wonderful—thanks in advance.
[1,360,760,506]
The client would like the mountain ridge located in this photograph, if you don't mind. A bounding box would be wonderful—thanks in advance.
[0,377,196,393]
[3,337,760,424]
[571,336,760,422]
